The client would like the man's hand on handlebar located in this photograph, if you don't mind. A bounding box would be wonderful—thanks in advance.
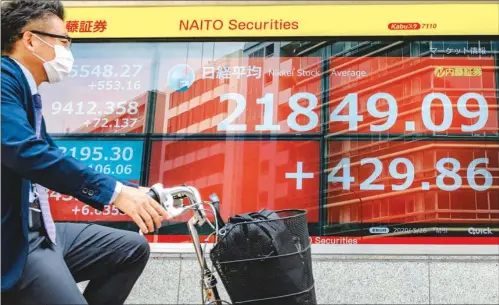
[113,185,171,234]
[138,186,152,194]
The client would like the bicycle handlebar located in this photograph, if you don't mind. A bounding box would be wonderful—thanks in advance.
[147,183,207,223]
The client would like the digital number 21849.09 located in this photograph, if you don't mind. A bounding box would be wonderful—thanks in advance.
[216,91,491,133]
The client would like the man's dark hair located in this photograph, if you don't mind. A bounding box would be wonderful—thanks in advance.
[1,0,65,54]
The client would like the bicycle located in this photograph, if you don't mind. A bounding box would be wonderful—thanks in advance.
[143,183,316,305]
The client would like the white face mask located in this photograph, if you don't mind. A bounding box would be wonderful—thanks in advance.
[32,34,74,84]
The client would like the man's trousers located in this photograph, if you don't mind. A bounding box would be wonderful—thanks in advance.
[2,222,150,304]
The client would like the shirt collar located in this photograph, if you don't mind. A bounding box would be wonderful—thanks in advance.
[11,58,38,95]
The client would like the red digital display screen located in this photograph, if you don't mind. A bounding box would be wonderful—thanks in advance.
[329,57,498,135]
[327,140,499,227]
[154,57,322,134]
[148,140,320,222]
[41,41,499,247]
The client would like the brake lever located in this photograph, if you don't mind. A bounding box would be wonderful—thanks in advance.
[147,183,185,219]
[209,193,225,227]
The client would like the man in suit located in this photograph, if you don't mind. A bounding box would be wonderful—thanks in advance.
[1,1,171,304]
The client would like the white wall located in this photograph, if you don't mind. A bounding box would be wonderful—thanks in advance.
[77,253,499,304]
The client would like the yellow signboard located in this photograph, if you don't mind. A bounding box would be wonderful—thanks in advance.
[63,3,499,38]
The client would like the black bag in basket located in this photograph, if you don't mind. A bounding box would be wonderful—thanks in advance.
[220,209,300,259]
[210,209,316,305]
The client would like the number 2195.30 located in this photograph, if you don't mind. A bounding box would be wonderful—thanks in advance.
[217,92,319,132]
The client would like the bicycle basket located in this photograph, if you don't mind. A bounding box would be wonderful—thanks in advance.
[210,209,316,305]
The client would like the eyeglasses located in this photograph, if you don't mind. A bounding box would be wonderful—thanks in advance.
[20,30,72,47]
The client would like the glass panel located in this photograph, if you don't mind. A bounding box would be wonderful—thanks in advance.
[39,43,157,134]
[41,38,498,243]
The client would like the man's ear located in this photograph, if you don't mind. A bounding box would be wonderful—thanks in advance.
[21,31,36,52]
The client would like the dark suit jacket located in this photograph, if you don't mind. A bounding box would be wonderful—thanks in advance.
[1,56,137,291]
